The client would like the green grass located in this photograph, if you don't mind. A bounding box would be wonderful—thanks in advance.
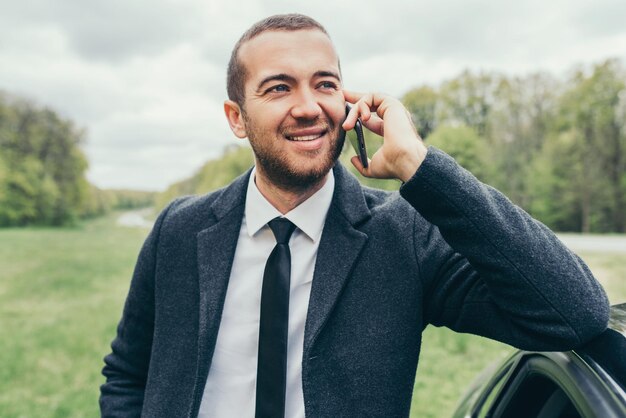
[0,216,623,417]
[576,252,626,304]
[0,214,148,418]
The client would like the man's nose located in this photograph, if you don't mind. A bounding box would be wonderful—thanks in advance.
[290,89,322,119]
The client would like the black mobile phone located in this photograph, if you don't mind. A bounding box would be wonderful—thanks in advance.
[341,104,368,168]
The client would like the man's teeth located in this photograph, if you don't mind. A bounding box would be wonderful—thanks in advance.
[288,133,324,141]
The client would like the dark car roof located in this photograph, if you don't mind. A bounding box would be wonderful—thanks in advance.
[575,303,626,393]
[452,303,626,418]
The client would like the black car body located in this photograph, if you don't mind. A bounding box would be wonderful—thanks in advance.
[453,303,626,418]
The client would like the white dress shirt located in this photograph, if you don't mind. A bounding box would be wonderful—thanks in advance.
[198,168,335,418]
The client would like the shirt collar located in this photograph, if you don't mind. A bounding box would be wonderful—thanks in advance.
[245,167,335,242]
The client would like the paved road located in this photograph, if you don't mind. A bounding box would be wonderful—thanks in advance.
[557,233,626,254]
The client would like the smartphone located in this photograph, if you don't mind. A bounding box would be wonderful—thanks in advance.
[341,104,368,168]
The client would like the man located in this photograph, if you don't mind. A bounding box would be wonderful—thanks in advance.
[100,14,609,418]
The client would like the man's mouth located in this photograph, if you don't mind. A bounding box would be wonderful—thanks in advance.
[286,131,327,141]
[283,125,329,142]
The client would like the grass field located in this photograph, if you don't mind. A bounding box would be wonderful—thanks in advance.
[0,214,146,418]
[0,214,624,417]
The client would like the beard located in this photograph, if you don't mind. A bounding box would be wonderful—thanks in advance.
[243,113,345,193]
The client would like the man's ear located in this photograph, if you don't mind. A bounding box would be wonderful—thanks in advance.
[224,100,247,139]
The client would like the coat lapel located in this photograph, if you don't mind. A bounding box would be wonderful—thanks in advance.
[194,169,250,392]
[303,164,371,355]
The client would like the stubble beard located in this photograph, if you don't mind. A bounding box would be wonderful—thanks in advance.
[244,113,345,194]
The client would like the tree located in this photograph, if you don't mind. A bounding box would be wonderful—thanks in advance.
[426,124,492,182]
[553,60,626,232]
[402,86,439,139]
[0,92,90,226]
[487,73,560,209]
[438,71,496,137]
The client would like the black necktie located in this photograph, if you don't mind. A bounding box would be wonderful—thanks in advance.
[255,217,296,418]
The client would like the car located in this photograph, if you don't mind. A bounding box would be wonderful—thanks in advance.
[452,303,626,418]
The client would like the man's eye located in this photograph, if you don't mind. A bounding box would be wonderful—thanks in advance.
[319,81,338,90]
[267,84,289,93]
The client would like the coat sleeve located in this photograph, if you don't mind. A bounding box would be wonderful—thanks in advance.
[99,200,178,417]
[400,146,610,351]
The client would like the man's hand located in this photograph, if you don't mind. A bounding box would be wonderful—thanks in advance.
[342,90,428,182]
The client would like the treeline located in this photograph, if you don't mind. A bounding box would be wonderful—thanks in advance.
[83,187,157,219]
[158,59,625,233]
[403,59,625,233]
[4,58,623,231]
[0,92,155,226]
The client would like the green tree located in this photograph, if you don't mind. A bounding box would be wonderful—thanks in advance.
[438,71,496,137]
[553,60,626,232]
[487,73,559,209]
[402,86,439,139]
[0,92,90,226]
[426,124,492,181]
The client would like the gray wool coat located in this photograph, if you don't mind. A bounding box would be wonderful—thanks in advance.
[100,147,609,417]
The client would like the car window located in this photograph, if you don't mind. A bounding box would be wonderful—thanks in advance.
[536,387,580,418]
[465,341,626,418]
[490,373,581,418]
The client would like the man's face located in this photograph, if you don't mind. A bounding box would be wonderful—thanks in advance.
[237,29,345,191]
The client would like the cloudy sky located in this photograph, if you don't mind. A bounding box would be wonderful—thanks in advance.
[1,0,625,191]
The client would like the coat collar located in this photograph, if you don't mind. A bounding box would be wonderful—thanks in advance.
[204,162,371,225]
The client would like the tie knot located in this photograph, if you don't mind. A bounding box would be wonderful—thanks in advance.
[268,218,296,244]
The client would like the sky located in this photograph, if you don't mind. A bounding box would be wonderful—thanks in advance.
[1,0,625,191]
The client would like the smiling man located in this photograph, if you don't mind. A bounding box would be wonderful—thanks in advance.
[224,27,346,210]
[100,14,610,418]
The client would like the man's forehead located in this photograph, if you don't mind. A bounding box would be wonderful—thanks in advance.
[238,29,340,79]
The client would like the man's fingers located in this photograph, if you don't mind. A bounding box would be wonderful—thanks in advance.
[343,89,365,103]
[351,155,372,177]
[342,104,360,130]
[361,115,384,136]
[343,106,384,136]
[342,95,373,130]
[343,91,386,131]
[358,100,371,122]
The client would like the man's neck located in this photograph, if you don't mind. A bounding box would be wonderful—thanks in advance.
[253,171,329,215]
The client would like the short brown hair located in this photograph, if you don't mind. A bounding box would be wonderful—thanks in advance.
[226,14,331,107]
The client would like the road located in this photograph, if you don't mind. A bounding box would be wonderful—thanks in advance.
[116,208,154,228]
[556,233,626,254]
